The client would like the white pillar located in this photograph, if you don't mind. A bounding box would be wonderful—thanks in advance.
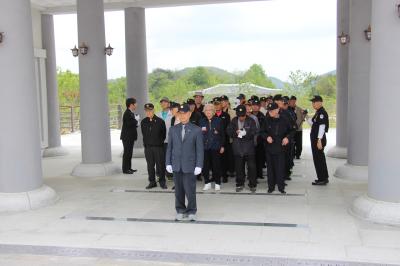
[42,14,69,158]
[334,0,371,181]
[351,0,400,225]
[0,0,57,212]
[125,7,148,154]
[327,0,349,159]
[72,0,119,177]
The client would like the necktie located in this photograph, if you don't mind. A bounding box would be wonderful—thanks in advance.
[182,124,185,141]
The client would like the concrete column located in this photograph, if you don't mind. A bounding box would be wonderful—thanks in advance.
[334,0,371,181]
[327,0,349,159]
[125,7,148,155]
[0,0,57,211]
[72,0,119,177]
[41,14,69,158]
[351,0,400,225]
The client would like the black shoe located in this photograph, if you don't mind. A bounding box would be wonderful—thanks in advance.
[259,176,265,179]
[197,176,202,181]
[296,156,300,159]
[146,183,157,189]
[222,177,228,183]
[130,169,137,173]
[236,186,243,192]
[285,177,292,181]
[312,180,329,186]
[160,183,168,189]
[171,186,175,190]
[123,170,134,174]
[284,182,288,186]
[268,189,275,193]
[249,187,256,193]
[279,190,286,194]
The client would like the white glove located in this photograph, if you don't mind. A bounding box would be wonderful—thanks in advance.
[166,165,173,173]
[135,114,140,121]
[241,129,247,137]
[194,167,202,176]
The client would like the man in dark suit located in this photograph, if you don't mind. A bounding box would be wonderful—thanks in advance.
[166,103,204,221]
[120,98,138,174]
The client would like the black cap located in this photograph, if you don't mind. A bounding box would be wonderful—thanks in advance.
[251,98,261,105]
[260,97,267,102]
[178,103,191,113]
[251,95,259,100]
[283,96,289,104]
[237,94,246,100]
[266,95,273,100]
[310,95,323,102]
[273,94,283,101]
[144,103,154,110]
[212,97,222,104]
[290,96,297,101]
[221,95,229,101]
[236,105,247,116]
[170,102,180,109]
[267,102,279,111]
[187,98,195,105]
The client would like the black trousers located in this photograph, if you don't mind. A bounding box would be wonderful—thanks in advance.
[144,146,166,185]
[294,131,303,158]
[266,152,286,191]
[255,143,265,179]
[311,138,329,181]
[235,155,257,188]
[222,143,234,177]
[122,139,134,172]
[174,171,197,215]
[202,149,222,185]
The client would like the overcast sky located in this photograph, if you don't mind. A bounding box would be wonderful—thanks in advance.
[54,0,337,81]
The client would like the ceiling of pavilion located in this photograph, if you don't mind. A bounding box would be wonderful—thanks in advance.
[31,0,265,14]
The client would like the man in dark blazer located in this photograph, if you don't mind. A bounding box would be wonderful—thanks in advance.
[120,98,138,174]
[166,103,204,221]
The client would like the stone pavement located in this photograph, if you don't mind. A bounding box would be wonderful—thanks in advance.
[0,129,399,265]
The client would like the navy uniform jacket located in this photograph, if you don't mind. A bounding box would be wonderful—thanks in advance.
[199,117,226,151]
[120,109,138,141]
[311,107,329,146]
[261,115,294,155]
[166,123,204,174]
[140,115,166,147]
[227,116,257,156]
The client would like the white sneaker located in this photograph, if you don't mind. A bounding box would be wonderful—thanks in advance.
[215,184,221,191]
[203,183,211,191]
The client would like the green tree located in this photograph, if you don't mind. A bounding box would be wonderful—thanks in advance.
[57,68,80,106]
[238,64,275,88]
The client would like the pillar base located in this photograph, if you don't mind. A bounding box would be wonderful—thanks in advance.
[327,146,347,159]
[72,161,121,177]
[119,147,145,158]
[351,195,400,226]
[0,185,58,213]
[42,146,69,158]
[334,163,368,181]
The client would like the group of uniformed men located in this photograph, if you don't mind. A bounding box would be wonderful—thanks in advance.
[120,92,330,220]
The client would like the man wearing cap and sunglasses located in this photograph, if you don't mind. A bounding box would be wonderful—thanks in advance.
[166,103,204,221]
[227,105,258,193]
[308,95,329,185]
[141,103,167,190]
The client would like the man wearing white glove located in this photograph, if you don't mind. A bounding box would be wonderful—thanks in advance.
[165,103,204,221]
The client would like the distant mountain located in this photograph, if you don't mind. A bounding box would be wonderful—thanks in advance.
[176,66,236,81]
[320,70,336,77]
[269,76,285,89]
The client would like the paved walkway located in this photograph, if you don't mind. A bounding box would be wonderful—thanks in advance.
[0,129,399,265]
